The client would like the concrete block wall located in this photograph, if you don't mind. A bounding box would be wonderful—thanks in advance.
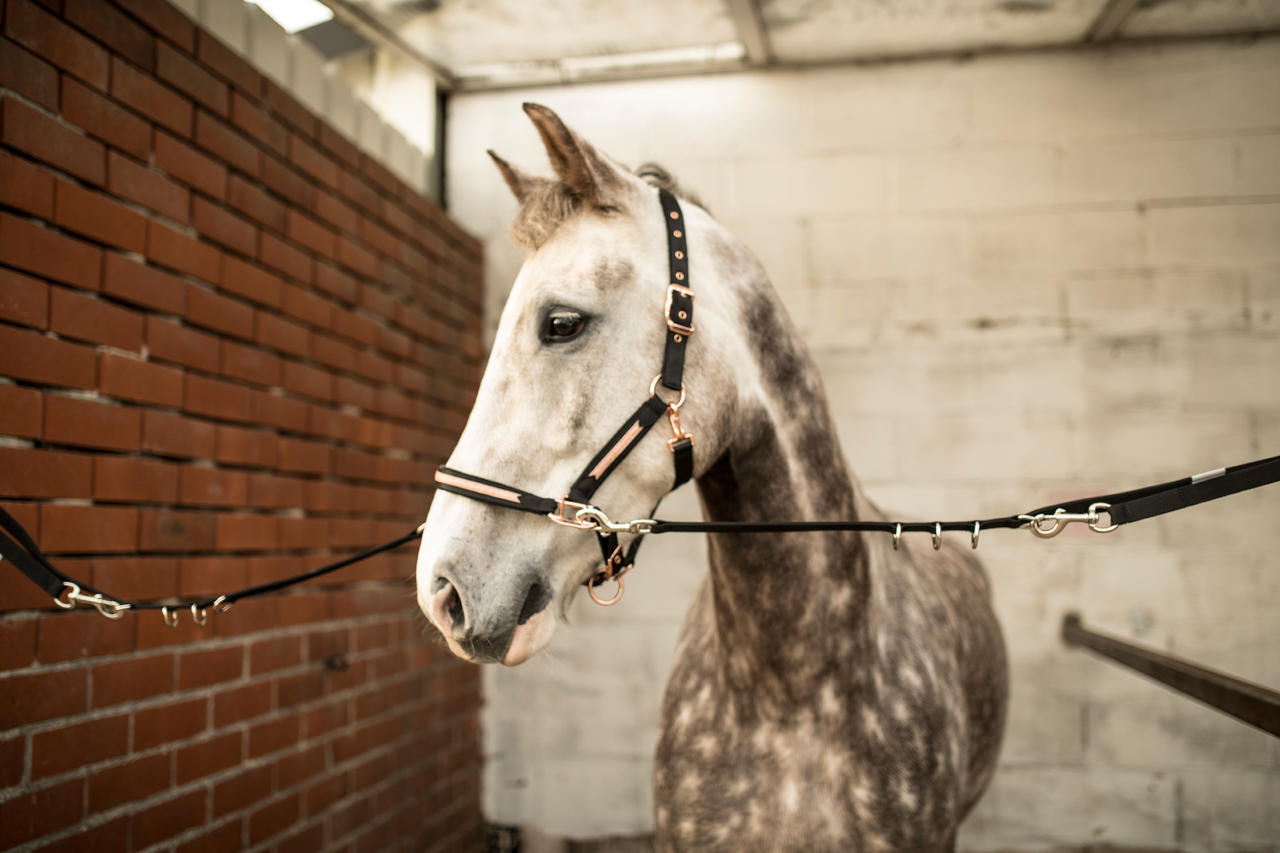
[0,0,485,849]
[446,35,1280,850]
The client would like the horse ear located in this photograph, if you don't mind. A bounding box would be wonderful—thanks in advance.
[522,102,626,205]
[487,150,544,203]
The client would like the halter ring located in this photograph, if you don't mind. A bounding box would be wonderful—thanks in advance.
[649,374,686,410]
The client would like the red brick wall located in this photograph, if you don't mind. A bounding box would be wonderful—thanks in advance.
[0,0,485,850]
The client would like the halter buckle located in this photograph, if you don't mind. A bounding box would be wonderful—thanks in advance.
[664,284,695,335]
[548,497,594,529]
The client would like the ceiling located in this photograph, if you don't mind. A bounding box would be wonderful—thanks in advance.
[315,0,1280,90]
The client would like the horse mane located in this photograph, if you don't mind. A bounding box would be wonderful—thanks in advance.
[509,162,706,251]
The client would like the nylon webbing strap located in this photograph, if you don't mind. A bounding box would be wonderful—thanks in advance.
[434,468,558,515]
[659,188,692,392]
[569,396,669,503]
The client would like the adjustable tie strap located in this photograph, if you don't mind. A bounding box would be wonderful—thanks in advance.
[434,468,558,516]
[658,188,693,393]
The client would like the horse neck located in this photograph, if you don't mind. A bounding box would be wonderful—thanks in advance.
[693,278,873,718]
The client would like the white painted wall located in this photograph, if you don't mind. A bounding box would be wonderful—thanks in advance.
[446,36,1280,851]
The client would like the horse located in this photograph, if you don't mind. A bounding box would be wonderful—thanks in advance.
[415,103,1008,851]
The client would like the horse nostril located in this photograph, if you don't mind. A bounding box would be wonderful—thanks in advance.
[446,586,464,626]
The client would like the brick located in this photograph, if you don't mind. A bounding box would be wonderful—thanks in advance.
[53,179,147,252]
[43,395,140,451]
[260,153,313,208]
[287,209,335,257]
[282,283,333,329]
[195,109,259,177]
[102,253,185,315]
[149,219,220,281]
[251,391,307,433]
[36,609,135,663]
[318,124,362,170]
[311,333,359,373]
[5,0,109,89]
[358,216,399,258]
[60,76,149,160]
[187,284,255,339]
[99,351,183,407]
[216,424,276,466]
[107,151,189,223]
[198,31,261,96]
[0,383,42,439]
[215,514,277,550]
[213,681,272,727]
[214,762,272,817]
[220,253,284,309]
[142,409,216,458]
[39,504,137,552]
[0,667,86,728]
[280,360,332,402]
[339,168,379,214]
[220,338,280,386]
[134,695,207,751]
[0,778,84,849]
[64,0,153,70]
[260,231,311,282]
[255,310,310,357]
[247,472,304,508]
[49,287,143,351]
[1,97,104,185]
[0,148,54,217]
[0,35,57,109]
[155,130,227,198]
[264,81,315,135]
[229,90,284,154]
[31,713,129,778]
[313,188,359,236]
[111,55,191,136]
[0,266,48,328]
[0,618,36,670]
[93,455,179,503]
[90,554,176,600]
[147,316,219,371]
[114,0,194,51]
[249,792,299,845]
[176,730,241,784]
[227,174,286,234]
[0,446,91,498]
[185,373,253,421]
[0,324,94,388]
[130,789,205,851]
[0,735,22,787]
[338,236,380,279]
[157,42,227,115]
[312,261,359,303]
[139,507,215,551]
[288,132,337,187]
[192,195,257,255]
[277,516,325,549]
[88,753,169,814]
[248,711,300,758]
[179,465,247,506]
[277,437,329,474]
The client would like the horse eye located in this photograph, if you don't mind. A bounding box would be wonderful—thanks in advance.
[544,311,585,342]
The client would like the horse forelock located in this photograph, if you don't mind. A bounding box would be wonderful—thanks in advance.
[509,163,706,252]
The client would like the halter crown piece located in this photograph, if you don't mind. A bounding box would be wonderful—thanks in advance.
[432,189,696,605]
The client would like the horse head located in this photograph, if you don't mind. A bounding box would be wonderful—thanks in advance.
[415,104,755,665]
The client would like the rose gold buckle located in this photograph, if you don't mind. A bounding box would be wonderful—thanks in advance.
[664,284,695,335]
[548,497,594,529]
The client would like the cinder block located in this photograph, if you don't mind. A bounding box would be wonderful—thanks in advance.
[1237,133,1280,196]
[287,37,327,116]
[723,152,888,217]
[199,0,248,53]
[1059,137,1235,205]
[1180,767,1280,851]
[891,145,1058,213]
[245,5,288,85]
[1065,269,1248,335]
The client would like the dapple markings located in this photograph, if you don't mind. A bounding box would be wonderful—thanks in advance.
[415,103,1007,851]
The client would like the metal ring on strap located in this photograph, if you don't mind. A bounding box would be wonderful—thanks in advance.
[932,522,942,551]
[649,374,686,410]
[892,523,902,551]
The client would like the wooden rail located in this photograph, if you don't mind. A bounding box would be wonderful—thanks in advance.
[1061,613,1280,738]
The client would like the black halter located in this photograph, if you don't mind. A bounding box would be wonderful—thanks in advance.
[433,189,696,604]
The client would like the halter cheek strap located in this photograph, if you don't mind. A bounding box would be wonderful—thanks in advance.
[433,188,696,604]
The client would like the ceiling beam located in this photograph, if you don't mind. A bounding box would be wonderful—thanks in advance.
[723,0,773,65]
[1085,0,1143,42]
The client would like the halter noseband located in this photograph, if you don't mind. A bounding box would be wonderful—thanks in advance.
[432,189,696,605]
